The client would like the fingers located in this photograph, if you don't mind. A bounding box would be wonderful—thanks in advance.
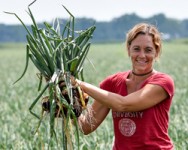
[68,74,82,87]
[70,75,77,86]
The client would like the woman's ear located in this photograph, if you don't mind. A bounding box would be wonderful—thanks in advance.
[155,48,159,58]
[127,46,131,57]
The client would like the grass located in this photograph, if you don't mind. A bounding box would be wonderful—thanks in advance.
[0,40,188,149]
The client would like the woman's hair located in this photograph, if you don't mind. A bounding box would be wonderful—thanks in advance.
[126,23,162,59]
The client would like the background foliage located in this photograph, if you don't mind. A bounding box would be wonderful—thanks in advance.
[1,13,188,43]
[0,40,188,149]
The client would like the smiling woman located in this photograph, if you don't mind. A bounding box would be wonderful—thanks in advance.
[71,23,175,150]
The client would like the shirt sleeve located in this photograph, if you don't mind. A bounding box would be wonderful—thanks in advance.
[147,73,175,99]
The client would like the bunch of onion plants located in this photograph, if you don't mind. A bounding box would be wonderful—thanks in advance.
[5,1,95,149]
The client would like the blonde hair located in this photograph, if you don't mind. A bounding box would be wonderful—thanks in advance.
[126,23,162,59]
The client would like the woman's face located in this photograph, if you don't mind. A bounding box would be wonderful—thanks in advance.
[128,34,158,73]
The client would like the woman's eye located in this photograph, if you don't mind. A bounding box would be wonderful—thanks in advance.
[145,48,152,53]
[134,48,140,51]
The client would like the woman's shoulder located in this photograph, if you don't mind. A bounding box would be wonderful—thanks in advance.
[147,71,175,95]
[104,70,130,82]
[106,71,131,80]
[100,71,130,89]
[151,71,174,82]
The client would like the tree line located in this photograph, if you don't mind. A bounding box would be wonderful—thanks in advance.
[1,13,188,43]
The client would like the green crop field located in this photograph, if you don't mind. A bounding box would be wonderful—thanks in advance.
[0,41,188,150]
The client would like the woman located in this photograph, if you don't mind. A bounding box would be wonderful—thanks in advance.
[72,23,175,149]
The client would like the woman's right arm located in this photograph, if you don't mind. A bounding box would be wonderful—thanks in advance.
[78,100,110,135]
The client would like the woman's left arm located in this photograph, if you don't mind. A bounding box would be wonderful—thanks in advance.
[77,81,168,112]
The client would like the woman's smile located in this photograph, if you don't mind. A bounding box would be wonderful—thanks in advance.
[136,59,148,65]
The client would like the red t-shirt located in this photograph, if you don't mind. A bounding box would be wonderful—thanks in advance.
[100,71,174,150]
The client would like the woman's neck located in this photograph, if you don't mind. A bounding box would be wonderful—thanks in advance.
[132,69,153,76]
[128,69,155,83]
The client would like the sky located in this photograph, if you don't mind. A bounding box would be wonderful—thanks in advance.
[1,0,188,25]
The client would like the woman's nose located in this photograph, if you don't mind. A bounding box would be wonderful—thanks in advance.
[138,50,146,58]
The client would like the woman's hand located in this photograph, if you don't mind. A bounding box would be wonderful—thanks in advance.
[70,76,82,87]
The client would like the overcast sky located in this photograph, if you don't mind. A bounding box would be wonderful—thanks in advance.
[1,0,188,25]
